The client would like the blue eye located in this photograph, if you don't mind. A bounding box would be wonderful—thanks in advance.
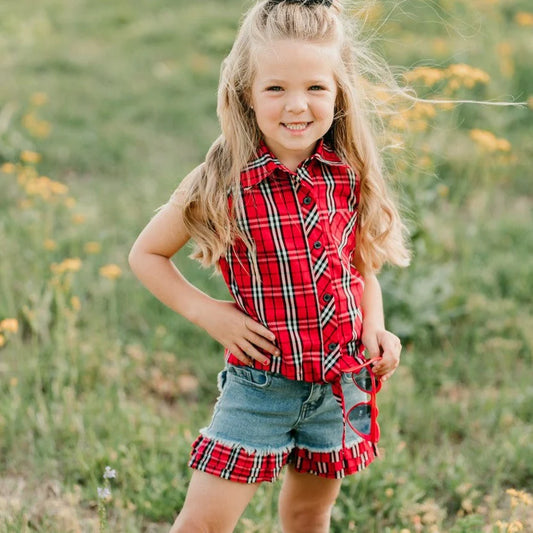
[309,85,325,91]
[267,86,283,92]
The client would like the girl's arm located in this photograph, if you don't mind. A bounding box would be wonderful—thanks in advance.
[353,247,402,382]
[128,181,279,366]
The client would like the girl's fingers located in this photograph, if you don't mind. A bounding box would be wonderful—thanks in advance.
[238,339,270,366]
[246,331,280,357]
[244,317,276,343]
[228,344,253,366]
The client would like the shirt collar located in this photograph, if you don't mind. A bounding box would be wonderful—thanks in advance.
[240,138,348,189]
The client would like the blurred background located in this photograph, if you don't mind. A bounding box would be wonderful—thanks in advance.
[0,0,531,531]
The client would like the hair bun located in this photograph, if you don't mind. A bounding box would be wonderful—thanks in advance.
[268,0,333,7]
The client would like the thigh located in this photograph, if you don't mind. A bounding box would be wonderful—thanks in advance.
[280,465,342,508]
[169,470,259,533]
[278,466,342,532]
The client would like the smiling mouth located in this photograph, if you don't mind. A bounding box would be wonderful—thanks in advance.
[282,122,312,131]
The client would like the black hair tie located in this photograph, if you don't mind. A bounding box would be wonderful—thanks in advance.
[268,0,333,7]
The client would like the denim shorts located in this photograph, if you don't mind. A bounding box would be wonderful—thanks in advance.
[188,364,377,483]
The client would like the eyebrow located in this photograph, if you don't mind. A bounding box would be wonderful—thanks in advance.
[260,78,333,85]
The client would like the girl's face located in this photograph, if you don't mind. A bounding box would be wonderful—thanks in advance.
[250,39,338,171]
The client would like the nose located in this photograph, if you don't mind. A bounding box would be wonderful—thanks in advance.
[284,92,308,114]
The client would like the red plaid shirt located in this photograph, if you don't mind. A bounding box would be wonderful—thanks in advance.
[220,139,366,383]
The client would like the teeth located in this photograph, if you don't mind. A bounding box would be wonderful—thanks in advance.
[284,123,309,131]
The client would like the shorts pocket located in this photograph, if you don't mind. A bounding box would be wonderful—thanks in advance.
[226,364,272,389]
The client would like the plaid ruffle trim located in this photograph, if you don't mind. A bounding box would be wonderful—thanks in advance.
[188,434,376,484]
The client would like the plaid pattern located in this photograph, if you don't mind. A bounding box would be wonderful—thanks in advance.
[220,139,366,383]
[190,140,377,483]
[189,434,376,482]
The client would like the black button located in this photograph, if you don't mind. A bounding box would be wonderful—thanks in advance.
[303,196,312,205]
[328,343,338,351]
[323,293,333,302]
[313,241,322,249]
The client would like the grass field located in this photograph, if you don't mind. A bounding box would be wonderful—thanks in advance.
[1,0,532,531]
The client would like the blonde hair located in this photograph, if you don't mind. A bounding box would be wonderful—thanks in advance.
[173,0,411,273]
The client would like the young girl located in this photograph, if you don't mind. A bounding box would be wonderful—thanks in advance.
[129,1,409,531]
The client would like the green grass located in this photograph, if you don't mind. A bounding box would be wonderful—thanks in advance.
[1,0,532,531]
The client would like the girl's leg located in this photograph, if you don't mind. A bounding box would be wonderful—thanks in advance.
[278,465,342,533]
[169,470,260,533]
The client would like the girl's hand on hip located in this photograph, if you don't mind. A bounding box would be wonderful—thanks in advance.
[362,328,402,382]
[200,300,279,366]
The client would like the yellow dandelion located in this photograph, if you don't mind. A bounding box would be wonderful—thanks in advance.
[99,264,122,280]
[469,129,511,152]
[72,213,86,224]
[30,92,48,106]
[507,521,524,533]
[51,257,82,275]
[446,63,490,88]
[43,239,57,251]
[432,38,448,56]
[418,156,433,169]
[436,101,455,111]
[0,334,5,348]
[1,162,16,174]
[404,66,445,87]
[63,258,82,272]
[506,489,533,506]
[20,150,41,164]
[48,179,68,195]
[413,102,437,119]
[10,377,18,387]
[495,138,511,152]
[0,318,19,333]
[84,241,101,254]
[515,12,533,27]
[64,197,77,208]
[71,296,81,311]
[497,42,514,78]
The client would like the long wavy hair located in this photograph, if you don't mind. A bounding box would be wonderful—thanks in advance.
[171,0,411,273]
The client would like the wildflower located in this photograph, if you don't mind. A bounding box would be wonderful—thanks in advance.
[50,257,82,275]
[497,42,514,78]
[469,129,511,152]
[97,486,112,501]
[22,113,52,138]
[404,66,445,86]
[64,197,77,208]
[44,239,57,251]
[99,264,122,280]
[0,334,5,348]
[30,92,48,106]
[446,63,490,86]
[20,150,41,164]
[10,377,18,387]
[506,488,533,507]
[71,296,81,311]
[103,466,117,479]
[84,241,102,254]
[0,319,19,333]
[24,176,68,200]
[515,12,533,27]
[507,521,524,533]
[1,162,16,174]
